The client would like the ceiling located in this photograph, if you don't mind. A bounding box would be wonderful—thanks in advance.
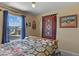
[0,2,79,15]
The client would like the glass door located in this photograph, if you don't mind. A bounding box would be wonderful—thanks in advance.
[8,14,22,41]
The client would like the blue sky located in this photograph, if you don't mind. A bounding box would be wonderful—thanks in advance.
[8,15,22,27]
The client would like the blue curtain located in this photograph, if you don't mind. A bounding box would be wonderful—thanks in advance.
[21,15,25,39]
[2,11,9,44]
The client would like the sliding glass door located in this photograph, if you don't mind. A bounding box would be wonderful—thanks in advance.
[8,14,22,41]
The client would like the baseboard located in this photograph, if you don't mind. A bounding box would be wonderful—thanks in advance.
[59,49,79,56]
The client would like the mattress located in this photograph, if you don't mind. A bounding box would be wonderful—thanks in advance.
[0,37,56,56]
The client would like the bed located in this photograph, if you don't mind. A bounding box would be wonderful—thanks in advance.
[0,36,58,56]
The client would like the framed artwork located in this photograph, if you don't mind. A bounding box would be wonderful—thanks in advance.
[32,20,36,30]
[60,15,77,28]
[42,14,57,39]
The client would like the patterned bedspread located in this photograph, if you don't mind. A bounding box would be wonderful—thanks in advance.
[0,37,56,56]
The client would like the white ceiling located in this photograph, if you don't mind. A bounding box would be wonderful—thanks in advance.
[0,2,79,15]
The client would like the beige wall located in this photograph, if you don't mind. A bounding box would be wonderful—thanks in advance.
[57,5,79,54]
[35,5,79,54]
[25,15,40,37]
[0,11,3,45]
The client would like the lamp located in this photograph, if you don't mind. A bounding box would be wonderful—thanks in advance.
[32,2,36,8]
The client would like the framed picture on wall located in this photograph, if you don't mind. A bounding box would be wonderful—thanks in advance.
[60,15,77,28]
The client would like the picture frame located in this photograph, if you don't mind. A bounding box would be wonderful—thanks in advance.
[60,15,77,28]
[32,20,36,30]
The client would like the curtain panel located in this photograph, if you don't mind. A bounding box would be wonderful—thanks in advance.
[2,11,9,44]
[21,15,25,39]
